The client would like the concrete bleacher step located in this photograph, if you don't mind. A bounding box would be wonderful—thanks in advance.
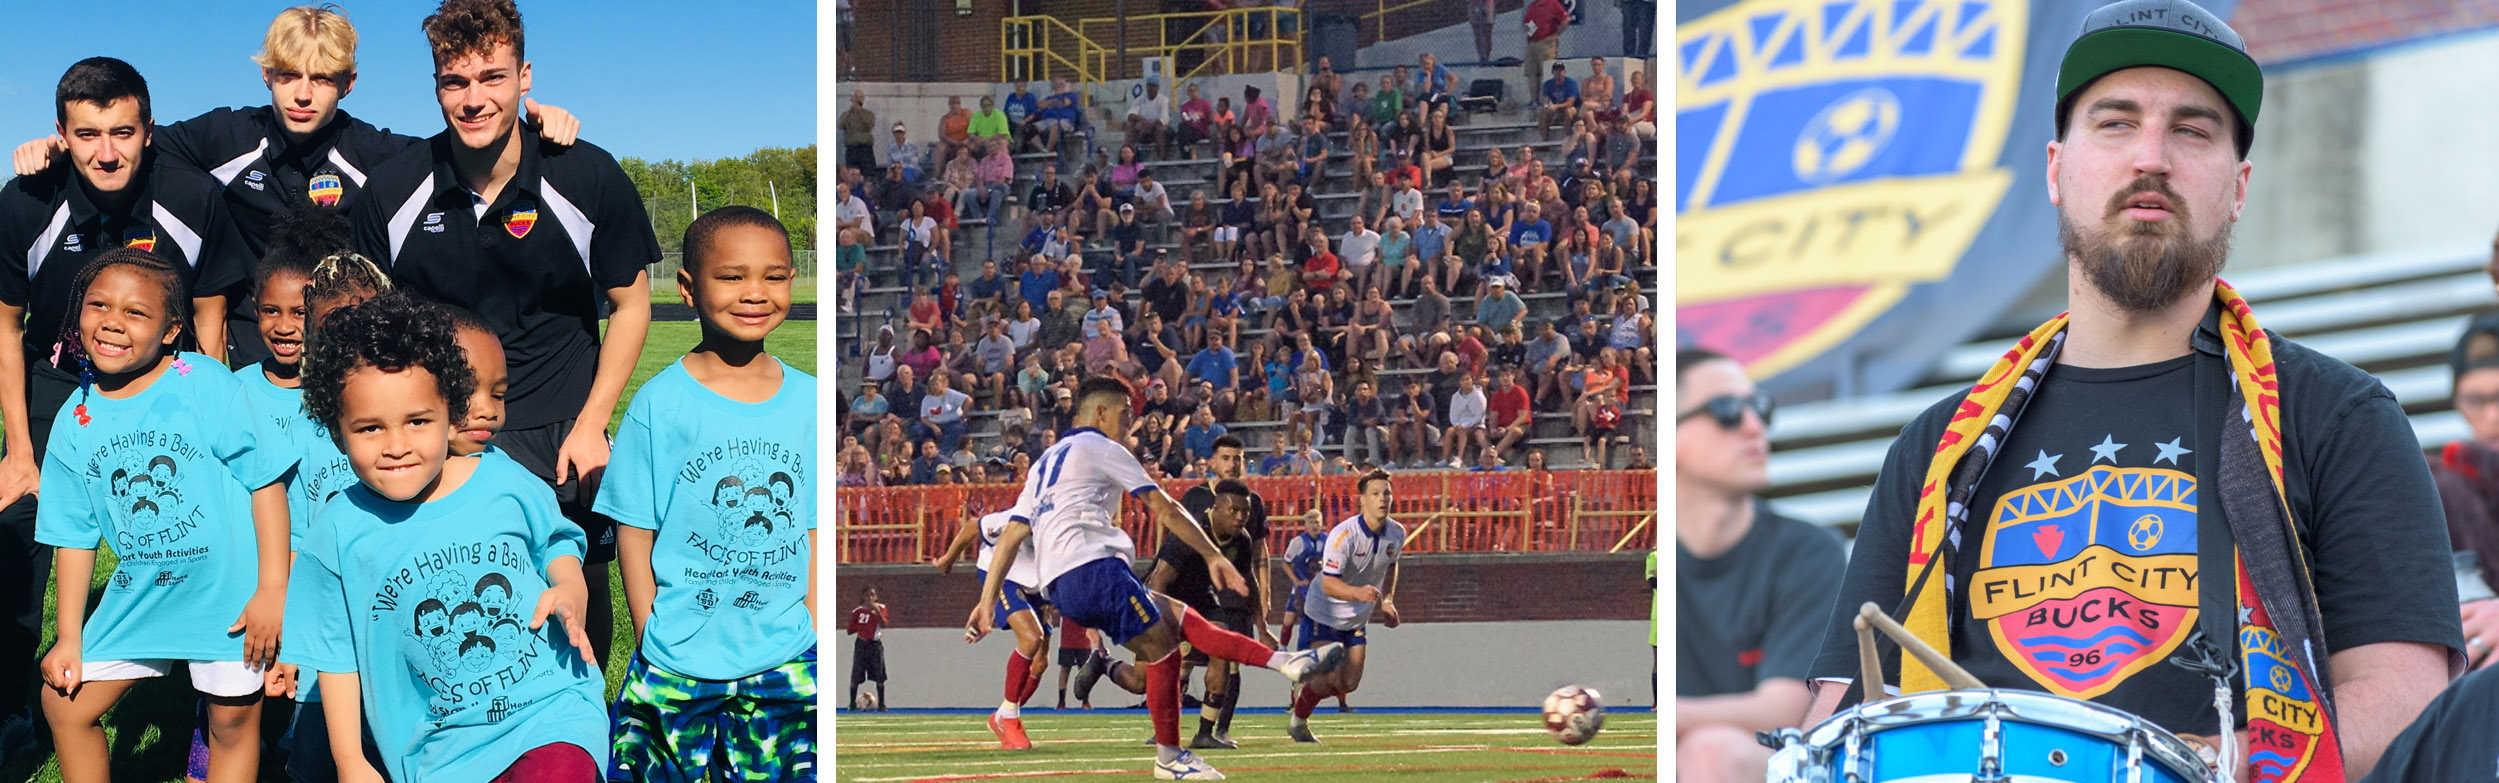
[1763,242,2491,531]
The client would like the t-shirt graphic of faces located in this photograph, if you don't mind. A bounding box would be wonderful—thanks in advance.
[594,359,817,681]
[1952,355,2215,733]
[236,368,354,551]
[281,452,606,782]
[34,354,290,663]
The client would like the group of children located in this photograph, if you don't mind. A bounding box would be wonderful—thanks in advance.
[0,1,818,780]
[33,204,813,782]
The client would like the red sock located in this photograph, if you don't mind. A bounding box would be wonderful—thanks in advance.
[1146,652,1183,747]
[1292,680,1330,719]
[1006,652,1032,702]
[1179,607,1275,667]
[1017,665,1045,704]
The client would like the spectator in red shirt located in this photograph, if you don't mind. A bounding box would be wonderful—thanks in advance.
[1579,388,1624,468]
[1524,0,1569,81]
[1300,233,1345,296]
[846,586,890,710]
[1486,367,1534,460]
[1452,324,1489,376]
[906,293,944,335]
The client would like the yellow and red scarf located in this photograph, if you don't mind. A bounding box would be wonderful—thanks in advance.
[1899,281,2342,783]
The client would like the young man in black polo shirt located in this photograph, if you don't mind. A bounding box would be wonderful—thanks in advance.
[10,6,580,369]
[1175,438,1271,748]
[351,0,657,668]
[0,56,249,756]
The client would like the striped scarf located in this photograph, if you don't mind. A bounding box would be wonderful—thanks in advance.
[1899,281,2343,783]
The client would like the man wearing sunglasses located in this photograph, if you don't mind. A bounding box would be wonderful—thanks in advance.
[1673,348,1843,781]
[1801,2,2460,778]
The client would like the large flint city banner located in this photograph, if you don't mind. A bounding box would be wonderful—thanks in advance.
[1674,0,2238,399]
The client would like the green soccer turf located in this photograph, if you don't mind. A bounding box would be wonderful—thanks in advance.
[832,710,1659,782]
[5,317,820,782]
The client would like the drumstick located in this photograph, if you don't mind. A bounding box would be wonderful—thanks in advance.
[1857,602,1984,690]
[1852,615,1884,701]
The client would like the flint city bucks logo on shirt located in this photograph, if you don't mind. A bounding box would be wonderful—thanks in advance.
[504,207,538,239]
[1972,436,2199,699]
[309,173,344,208]
[88,438,214,566]
[123,226,156,252]
[678,438,807,608]
[369,540,549,718]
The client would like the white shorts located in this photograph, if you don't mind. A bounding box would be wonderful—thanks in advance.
[1214,226,1239,242]
[84,659,264,698]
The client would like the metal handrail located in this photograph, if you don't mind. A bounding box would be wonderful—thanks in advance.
[1365,0,1451,45]
[1005,7,1305,109]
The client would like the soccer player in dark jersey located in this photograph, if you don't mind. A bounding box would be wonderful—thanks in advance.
[1159,475,1267,749]
[352,0,661,670]
[0,58,252,758]
[1174,436,1270,746]
[11,5,580,368]
[845,586,889,710]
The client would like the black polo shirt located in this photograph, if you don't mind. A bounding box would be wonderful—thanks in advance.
[154,107,424,367]
[0,154,249,377]
[350,131,658,430]
[156,107,422,260]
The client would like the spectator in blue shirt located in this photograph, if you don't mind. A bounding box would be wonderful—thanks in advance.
[966,258,1006,308]
[1187,333,1240,391]
[1003,81,1042,151]
[1019,255,1062,313]
[1436,180,1476,228]
[1507,202,1555,291]
[1540,62,1581,140]
[1411,52,1455,109]
[1183,409,1229,461]
[1037,75,1085,159]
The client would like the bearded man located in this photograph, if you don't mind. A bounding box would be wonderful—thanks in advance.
[1797,2,2464,781]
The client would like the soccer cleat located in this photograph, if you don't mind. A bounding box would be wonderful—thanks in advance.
[1153,750,1227,780]
[1274,642,1347,684]
[1073,651,1110,703]
[1286,721,1320,743]
[1190,732,1238,750]
[988,713,1033,750]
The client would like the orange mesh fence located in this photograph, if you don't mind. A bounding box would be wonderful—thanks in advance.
[835,470,1656,564]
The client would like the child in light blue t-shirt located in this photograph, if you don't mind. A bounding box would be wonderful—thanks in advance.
[600,206,817,781]
[34,249,294,780]
[280,292,607,782]
[240,205,396,782]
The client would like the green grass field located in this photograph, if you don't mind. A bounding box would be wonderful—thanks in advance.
[833,710,1658,782]
[3,318,819,782]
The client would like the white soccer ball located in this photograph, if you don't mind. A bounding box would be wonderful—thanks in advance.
[854,691,880,711]
[1542,685,1605,745]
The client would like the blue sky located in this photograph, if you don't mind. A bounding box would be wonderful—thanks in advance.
[0,0,814,164]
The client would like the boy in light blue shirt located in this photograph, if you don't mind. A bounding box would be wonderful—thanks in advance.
[281,292,607,782]
[600,206,818,781]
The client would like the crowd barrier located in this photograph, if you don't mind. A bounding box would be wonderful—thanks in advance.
[835,470,1657,564]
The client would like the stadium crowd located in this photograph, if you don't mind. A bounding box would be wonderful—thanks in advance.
[834,53,1657,488]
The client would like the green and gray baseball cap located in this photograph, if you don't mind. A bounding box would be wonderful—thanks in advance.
[2055,0,2262,155]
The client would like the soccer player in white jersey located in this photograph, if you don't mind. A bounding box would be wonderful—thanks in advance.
[971,377,1345,781]
[934,506,1053,750]
[1286,470,1406,743]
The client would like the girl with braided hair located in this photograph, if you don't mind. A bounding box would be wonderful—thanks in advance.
[34,248,296,783]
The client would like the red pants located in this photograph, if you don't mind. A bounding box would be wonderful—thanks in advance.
[488,743,598,782]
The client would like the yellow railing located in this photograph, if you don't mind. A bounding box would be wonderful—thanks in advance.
[1003,7,1305,109]
[1075,7,1305,85]
[1001,14,1112,106]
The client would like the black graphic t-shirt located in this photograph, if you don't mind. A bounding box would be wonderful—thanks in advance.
[1810,310,2464,736]
[1678,503,1846,697]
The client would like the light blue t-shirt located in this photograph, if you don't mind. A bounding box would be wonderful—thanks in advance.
[594,359,817,681]
[281,452,605,782]
[35,353,291,663]
[236,363,356,702]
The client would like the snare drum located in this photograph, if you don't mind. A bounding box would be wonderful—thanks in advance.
[1764,689,2219,783]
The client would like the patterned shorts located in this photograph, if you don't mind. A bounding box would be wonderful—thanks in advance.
[608,646,818,783]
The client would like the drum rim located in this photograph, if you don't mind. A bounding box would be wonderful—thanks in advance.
[1801,688,2214,780]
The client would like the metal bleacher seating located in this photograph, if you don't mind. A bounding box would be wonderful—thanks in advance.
[1763,241,2491,534]
[835,100,1660,470]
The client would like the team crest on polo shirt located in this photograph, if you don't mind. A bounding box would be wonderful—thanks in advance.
[62,233,82,253]
[1973,461,2198,699]
[123,227,156,252]
[503,207,538,239]
[308,173,344,208]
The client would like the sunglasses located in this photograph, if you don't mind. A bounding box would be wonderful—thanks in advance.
[1676,392,1774,429]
